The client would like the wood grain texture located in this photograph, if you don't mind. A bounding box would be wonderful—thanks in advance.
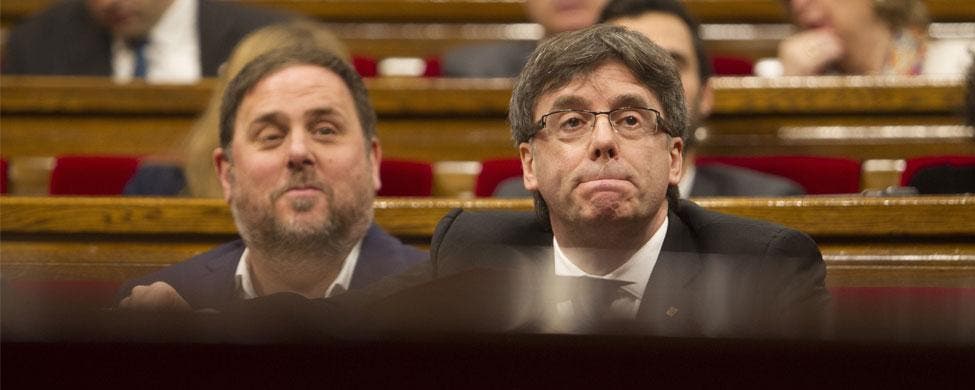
[2,75,967,161]
[2,76,964,116]
[3,196,972,237]
[2,196,972,286]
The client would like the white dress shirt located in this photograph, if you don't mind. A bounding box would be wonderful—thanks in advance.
[234,240,363,299]
[552,217,669,323]
[112,0,201,84]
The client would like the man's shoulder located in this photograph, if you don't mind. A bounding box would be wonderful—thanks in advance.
[6,1,93,44]
[434,209,546,245]
[694,164,805,196]
[675,200,817,254]
[116,239,245,305]
[430,209,551,274]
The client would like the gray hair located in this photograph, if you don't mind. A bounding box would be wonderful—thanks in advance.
[219,45,376,155]
[509,24,688,224]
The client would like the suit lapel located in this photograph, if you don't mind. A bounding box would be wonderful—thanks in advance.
[194,240,245,309]
[348,224,397,290]
[635,209,704,335]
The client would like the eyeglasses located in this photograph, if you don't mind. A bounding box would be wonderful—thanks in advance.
[534,107,664,141]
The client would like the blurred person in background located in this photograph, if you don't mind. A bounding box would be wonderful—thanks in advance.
[760,0,973,76]
[442,0,609,77]
[2,0,293,83]
[123,21,350,196]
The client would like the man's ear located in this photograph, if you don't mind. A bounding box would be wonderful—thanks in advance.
[668,137,684,186]
[213,147,233,203]
[518,142,538,191]
[369,137,382,192]
[697,80,715,119]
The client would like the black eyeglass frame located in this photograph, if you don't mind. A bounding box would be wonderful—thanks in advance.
[532,107,665,140]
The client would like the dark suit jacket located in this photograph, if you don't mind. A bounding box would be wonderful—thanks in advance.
[390,200,830,337]
[117,224,427,310]
[690,164,805,197]
[2,0,292,77]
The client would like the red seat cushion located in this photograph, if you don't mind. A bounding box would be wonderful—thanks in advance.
[475,158,524,197]
[49,155,140,195]
[695,155,861,194]
[378,159,433,197]
[1,158,8,194]
[900,155,975,186]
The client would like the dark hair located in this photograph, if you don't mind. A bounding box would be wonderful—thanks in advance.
[219,46,376,155]
[599,0,713,85]
[509,24,687,224]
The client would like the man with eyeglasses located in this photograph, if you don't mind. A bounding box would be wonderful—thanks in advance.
[421,25,830,337]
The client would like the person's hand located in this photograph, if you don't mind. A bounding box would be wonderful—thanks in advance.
[119,281,192,311]
[778,28,844,75]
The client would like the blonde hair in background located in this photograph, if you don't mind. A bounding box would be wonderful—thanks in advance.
[182,20,350,197]
[873,0,928,32]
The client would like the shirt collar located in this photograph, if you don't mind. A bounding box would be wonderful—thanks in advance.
[234,239,364,300]
[149,0,197,47]
[553,216,669,301]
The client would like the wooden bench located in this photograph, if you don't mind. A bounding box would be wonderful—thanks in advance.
[2,75,971,194]
[3,195,973,290]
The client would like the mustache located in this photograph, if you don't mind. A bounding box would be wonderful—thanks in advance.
[268,171,329,201]
[572,163,633,184]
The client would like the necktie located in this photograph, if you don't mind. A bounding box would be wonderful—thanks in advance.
[129,38,148,78]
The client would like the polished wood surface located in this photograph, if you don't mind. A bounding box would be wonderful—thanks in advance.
[3,0,972,25]
[3,75,971,194]
[2,196,973,288]
[2,75,968,159]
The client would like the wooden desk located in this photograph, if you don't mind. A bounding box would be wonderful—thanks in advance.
[3,75,971,194]
[2,196,973,289]
[2,75,969,160]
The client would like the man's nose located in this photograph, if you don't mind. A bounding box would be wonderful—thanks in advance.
[588,115,619,161]
[287,130,314,169]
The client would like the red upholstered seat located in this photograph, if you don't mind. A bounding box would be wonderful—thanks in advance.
[900,155,975,186]
[49,155,141,195]
[711,55,754,75]
[352,55,378,77]
[475,158,523,197]
[1,158,8,194]
[378,159,434,197]
[695,155,861,194]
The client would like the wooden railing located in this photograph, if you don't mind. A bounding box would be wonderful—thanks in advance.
[2,75,971,194]
[2,75,968,159]
[2,195,973,289]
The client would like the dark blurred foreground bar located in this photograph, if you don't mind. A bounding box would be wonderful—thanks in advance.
[3,335,974,387]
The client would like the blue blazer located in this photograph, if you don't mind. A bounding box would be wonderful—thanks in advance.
[117,224,427,310]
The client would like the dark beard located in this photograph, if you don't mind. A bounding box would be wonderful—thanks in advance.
[230,173,374,270]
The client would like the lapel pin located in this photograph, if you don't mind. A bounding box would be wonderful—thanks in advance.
[666,307,679,317]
